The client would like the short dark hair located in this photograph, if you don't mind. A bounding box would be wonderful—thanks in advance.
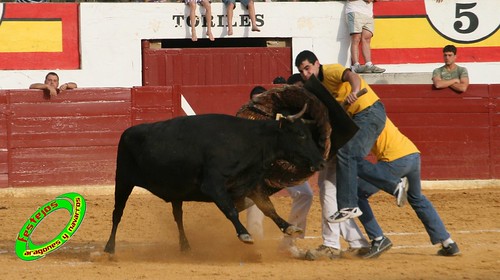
[45,72,59,80]
[287,73,304,85]
[272,76,287,84]
[443,45,457,55]
[250,86,266,98]
[295,50,318,68]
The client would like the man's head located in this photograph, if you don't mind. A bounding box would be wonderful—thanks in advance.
[44,72,59,88]
[250,86,266,98]
[286,73,304,86]
[295,50,320,81]
[273,76,287,84]
[442,45,457,66]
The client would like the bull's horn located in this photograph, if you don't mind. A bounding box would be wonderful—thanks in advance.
[301,119,316,125]
[286,103,308,122]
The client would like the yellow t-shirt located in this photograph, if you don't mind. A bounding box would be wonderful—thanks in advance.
[321,64,380,115]
[372,118,420,162]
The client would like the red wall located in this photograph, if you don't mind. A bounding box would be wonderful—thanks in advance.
[0,84,499,188]
[373,84,494,180]
[142,43,292,87]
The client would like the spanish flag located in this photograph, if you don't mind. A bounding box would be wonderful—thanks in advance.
[0,3,79,70]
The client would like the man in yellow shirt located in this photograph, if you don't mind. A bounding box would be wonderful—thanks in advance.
[295,50,403,223]
[357,118,460,258]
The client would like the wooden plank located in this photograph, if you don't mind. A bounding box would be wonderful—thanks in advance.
[131,86,177,125]
[0,174,7,188]
[372,84,489,98]
[399,126,489,142]
[415,141,489,157]
[131,86,174,107]
[144,47,292,86]
[10,131,123,148]
[0,151,7,173]
[9,146,116,186]
[10,115,130,134]
[0,91,8,187]
[8,88,131,103]
[488,84,500,98]
[0,105,7,149]
[387,113,489,127]
[382,98,489,114]
[180,84,277,115]
[10,101,131,118]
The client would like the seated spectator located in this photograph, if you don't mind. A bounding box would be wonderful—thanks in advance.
[223,0,260,35]
[185,0,214,41]
[432,45,469,93]
[29,72,77,98]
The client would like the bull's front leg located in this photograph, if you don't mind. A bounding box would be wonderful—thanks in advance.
[249,194,303,237]
[200,180,253,244]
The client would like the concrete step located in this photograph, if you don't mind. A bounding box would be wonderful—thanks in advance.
[360,72,432,85]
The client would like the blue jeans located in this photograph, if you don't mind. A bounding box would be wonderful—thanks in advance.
[357,153,451,244]
[336,100,386,209]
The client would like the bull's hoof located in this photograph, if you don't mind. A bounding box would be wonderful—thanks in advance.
[238,233,254,244]
[284,225,304,237]
[103,246,114,255]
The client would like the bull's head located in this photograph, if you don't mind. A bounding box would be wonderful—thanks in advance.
[277,103,325,173]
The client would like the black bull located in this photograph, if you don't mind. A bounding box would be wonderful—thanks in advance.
[104,103,326,254]
[104,83,358,254]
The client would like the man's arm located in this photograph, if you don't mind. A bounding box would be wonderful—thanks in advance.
[30,83,58,97]
[449,76,469,93]
[59,82,77,90]
[342,69,362,104]
[29,83,49,90]
[432,76,459,89]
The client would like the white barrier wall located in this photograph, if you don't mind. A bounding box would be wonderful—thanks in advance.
[0,2,498,89]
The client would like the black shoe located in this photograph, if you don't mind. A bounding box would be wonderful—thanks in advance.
[437,242,461,256]
[363,236,393,259]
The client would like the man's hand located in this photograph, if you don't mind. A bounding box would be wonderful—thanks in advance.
[59,83,69,91]
[47,85,58,97]
[345,91,359,104]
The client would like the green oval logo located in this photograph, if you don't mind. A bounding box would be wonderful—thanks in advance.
[15,192,86,261]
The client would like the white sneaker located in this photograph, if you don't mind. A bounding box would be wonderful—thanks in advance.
[394,177,409,207]
[350,64,366,73]
[363,64,386,73]
[326,207,363,223]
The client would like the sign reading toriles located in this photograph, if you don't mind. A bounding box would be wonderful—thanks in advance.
[15,192,86,261]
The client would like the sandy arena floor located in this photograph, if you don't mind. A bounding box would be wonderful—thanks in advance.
[0,184,499,280]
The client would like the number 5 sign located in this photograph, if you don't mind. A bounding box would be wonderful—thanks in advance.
[425,0,500,43]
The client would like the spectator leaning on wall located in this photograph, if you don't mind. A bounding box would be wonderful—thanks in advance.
[30,72,78,98]
[432,45,469,93]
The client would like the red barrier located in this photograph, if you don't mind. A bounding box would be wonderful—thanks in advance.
[372,84,491,180]
[0,84,499,188]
